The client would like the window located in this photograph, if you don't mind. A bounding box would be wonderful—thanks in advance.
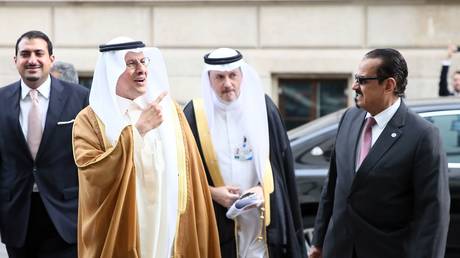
[422,112,460,164]
[278,77,348,130]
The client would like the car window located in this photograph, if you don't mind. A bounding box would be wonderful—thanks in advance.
[423,113,460,164]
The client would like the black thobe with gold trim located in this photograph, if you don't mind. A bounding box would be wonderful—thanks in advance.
[183,95,307,258]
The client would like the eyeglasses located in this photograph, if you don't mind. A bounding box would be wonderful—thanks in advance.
[354,74,388,85]
[126,57,150,69]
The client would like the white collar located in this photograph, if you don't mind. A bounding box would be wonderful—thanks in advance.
[116,95,145,115]
[20,76,51,100]
[366,97,401,129]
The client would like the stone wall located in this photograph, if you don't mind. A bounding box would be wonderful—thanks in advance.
[1,1,460,103]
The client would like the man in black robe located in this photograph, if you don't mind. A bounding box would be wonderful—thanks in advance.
[183,48,306,258]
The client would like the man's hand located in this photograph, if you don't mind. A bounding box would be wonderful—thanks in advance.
[447,43,457,59]
[308,245,322,258]
[135,91,167,136]
[243,185,264,201]
[209,185,241,208]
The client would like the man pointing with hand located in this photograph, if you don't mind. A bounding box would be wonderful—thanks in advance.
[134,91,167,137]
[72,37,220,258]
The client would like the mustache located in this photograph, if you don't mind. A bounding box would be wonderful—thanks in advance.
[354,91,362,109]
[25,64,42,69]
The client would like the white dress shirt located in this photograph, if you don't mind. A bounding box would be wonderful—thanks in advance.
[356,97,401,169]
[19,76,51,138]
[19,76,51,192]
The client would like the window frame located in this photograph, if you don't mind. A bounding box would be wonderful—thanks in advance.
[274,73,351,130]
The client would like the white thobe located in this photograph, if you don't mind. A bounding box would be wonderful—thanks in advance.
[117,96,172,258]
[213,104,267,258]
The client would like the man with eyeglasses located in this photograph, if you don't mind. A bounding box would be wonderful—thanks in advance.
[309,48,449,258]
[71,37,220,258]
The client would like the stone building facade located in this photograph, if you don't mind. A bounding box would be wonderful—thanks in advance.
[1,0,459,127]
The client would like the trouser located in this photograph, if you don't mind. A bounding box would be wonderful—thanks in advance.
[352,247,358,258]
[6,193,77,258]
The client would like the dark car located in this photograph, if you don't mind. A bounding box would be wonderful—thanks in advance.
[289,97,460,257]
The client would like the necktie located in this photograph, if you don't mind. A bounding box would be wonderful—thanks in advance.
[27,89,43,160]
[358,117,376,167]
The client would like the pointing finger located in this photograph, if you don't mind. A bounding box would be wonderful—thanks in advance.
[154,91,168,104]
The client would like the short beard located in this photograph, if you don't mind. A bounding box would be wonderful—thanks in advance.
[25,76,40,82]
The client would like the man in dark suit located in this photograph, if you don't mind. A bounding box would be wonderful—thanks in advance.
[309,48,450,258]
[439,44,460,96]
[0,30,89,258]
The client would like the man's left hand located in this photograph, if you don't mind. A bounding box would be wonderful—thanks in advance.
[242,185,264,202]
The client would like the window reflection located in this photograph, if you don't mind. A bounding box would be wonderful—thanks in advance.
[425,114,460,163]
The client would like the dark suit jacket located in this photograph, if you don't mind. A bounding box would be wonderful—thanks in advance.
[312,101,450,258]
[0,77,89,247]
[439,64,454,96]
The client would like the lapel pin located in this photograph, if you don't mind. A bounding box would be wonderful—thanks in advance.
[391,133,397,138]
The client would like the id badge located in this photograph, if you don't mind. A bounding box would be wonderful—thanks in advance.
[234,136,253,161]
